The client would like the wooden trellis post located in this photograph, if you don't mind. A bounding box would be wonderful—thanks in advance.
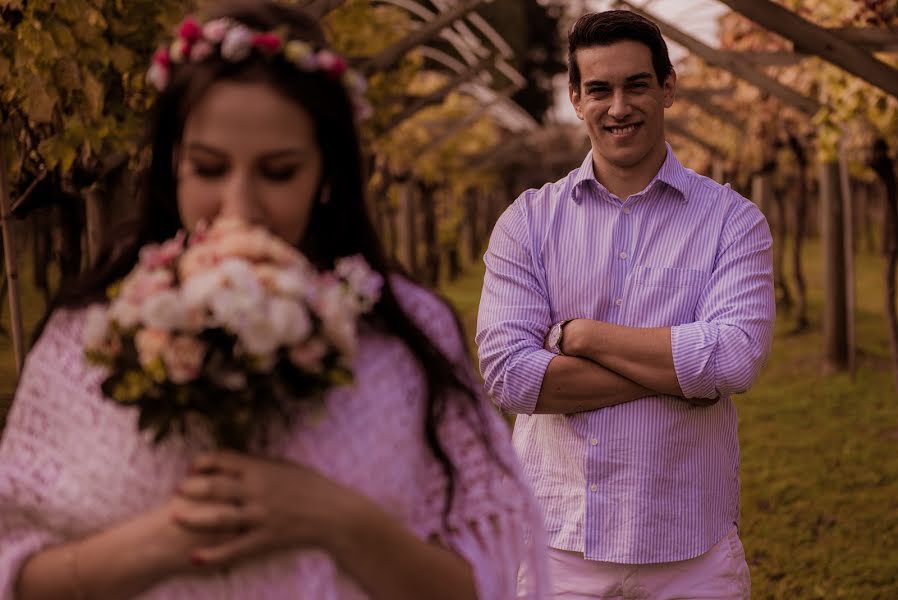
[0,129,25,376]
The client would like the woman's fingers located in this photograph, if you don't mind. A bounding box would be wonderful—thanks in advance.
[173,499,261,532]
[190,451,247,475]
[192,530,271,566]
[178,474,245,504]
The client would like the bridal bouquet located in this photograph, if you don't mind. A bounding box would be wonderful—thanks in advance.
[83,217,382,450]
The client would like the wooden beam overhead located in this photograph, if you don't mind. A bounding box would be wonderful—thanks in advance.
[717,0,898,98]
[362,0,486,75]
[666,119,727,156]
[381,54,495,134]
[677,88,747,130]
[831,27,898,52]
[720,50,804,67]
[618,1,821,115]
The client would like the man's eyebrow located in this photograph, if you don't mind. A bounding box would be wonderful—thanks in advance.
[583,72,654,87]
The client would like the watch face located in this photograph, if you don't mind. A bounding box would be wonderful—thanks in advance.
[548,324,562,352]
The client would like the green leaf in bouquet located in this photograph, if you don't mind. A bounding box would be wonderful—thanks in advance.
[326,367,354,387]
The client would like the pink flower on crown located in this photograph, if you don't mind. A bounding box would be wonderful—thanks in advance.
[152,48,170,69]
[202,18,231,43]
[221,25,254,61]
[190,39,214,62]
[316,50,347,78]
[147,62,169,91]
[252,32,283,55]
[178,17,203,44]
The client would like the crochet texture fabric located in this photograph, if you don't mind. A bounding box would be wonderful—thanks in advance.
[0,277,547,599]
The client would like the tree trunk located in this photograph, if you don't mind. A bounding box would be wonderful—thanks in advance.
[870,138,898,392]
[787,134,809,332]
[420,184,440,287]
[397,180,419,277]
[84,185,106,267]
[838,146,856,380]
[0,132,25,375]
[819,160,849,371]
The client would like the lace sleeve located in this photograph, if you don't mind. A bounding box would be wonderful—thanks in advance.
[0,309,95,597]
[392,276,549,599]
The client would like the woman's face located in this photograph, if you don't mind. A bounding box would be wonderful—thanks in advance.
[176,81,324,246]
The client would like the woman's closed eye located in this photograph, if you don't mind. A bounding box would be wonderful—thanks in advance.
[188,161,228,179]
[260,164,300,182]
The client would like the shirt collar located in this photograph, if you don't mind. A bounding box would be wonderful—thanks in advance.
[570,143,690,204]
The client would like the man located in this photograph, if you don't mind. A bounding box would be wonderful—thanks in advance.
[476,10,774,599]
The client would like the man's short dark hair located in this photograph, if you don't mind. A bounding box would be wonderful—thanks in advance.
[568,10,673,90]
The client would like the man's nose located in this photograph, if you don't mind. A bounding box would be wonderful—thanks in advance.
[608,90,631,120]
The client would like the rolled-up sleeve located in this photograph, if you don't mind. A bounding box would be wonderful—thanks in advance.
[671,198,775,400]
[475,201,555,414]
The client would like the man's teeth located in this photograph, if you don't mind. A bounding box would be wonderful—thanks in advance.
[608,124,639,134]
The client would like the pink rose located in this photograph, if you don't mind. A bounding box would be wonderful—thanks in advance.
[120,268,174,306]
[179,244,221,281]
[289,337,329,373]
[139,232,185,269]
[162,335,206,384]
[135,327,171,368]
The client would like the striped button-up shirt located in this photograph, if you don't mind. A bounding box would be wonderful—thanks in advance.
[476,146,775,563]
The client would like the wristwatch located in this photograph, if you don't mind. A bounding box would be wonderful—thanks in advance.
[546,319,573,355]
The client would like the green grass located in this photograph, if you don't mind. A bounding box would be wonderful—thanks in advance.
[439,240,898,599]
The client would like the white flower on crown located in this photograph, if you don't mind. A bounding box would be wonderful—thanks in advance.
[220,24,254,61]
[202,18,231,43]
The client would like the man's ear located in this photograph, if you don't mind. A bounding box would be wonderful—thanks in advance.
[662,69,677,109]
[569,84,584,120]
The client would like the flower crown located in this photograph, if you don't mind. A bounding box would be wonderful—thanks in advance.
[147,16,373,120]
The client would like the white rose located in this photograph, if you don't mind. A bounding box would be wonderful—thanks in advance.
[268,297,311,346]
[141,289,186,331]
[108,298,141,330]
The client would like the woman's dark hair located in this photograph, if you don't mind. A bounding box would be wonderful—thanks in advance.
[568,10,673,90]
[44,0,501,521]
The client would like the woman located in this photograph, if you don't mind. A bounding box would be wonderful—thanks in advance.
[0,2,548,598]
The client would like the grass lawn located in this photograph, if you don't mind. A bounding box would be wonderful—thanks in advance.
[439,239,898,599]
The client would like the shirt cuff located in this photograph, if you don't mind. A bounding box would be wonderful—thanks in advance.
[671,321,720,400]
[498,348,556,415]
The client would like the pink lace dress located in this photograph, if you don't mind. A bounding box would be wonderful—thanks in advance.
[0,277,548,599]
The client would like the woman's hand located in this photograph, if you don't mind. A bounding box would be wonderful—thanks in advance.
[173,451,373,566]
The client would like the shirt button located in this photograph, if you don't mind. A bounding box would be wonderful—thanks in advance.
[591,438,599,446]
[589,483,598,492]
[623,207,631,214]
[615,299,622,307]
[618,251,628,260]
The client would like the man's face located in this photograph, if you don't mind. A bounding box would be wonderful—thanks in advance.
[569,40,675,174]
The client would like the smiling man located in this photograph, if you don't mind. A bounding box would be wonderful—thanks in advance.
[475,10,775,599]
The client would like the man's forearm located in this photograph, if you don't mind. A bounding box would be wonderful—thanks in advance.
[563,319,684,397]
[534,354,652,414]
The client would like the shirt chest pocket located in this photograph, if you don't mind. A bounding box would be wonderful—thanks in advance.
[625,266,709,326]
